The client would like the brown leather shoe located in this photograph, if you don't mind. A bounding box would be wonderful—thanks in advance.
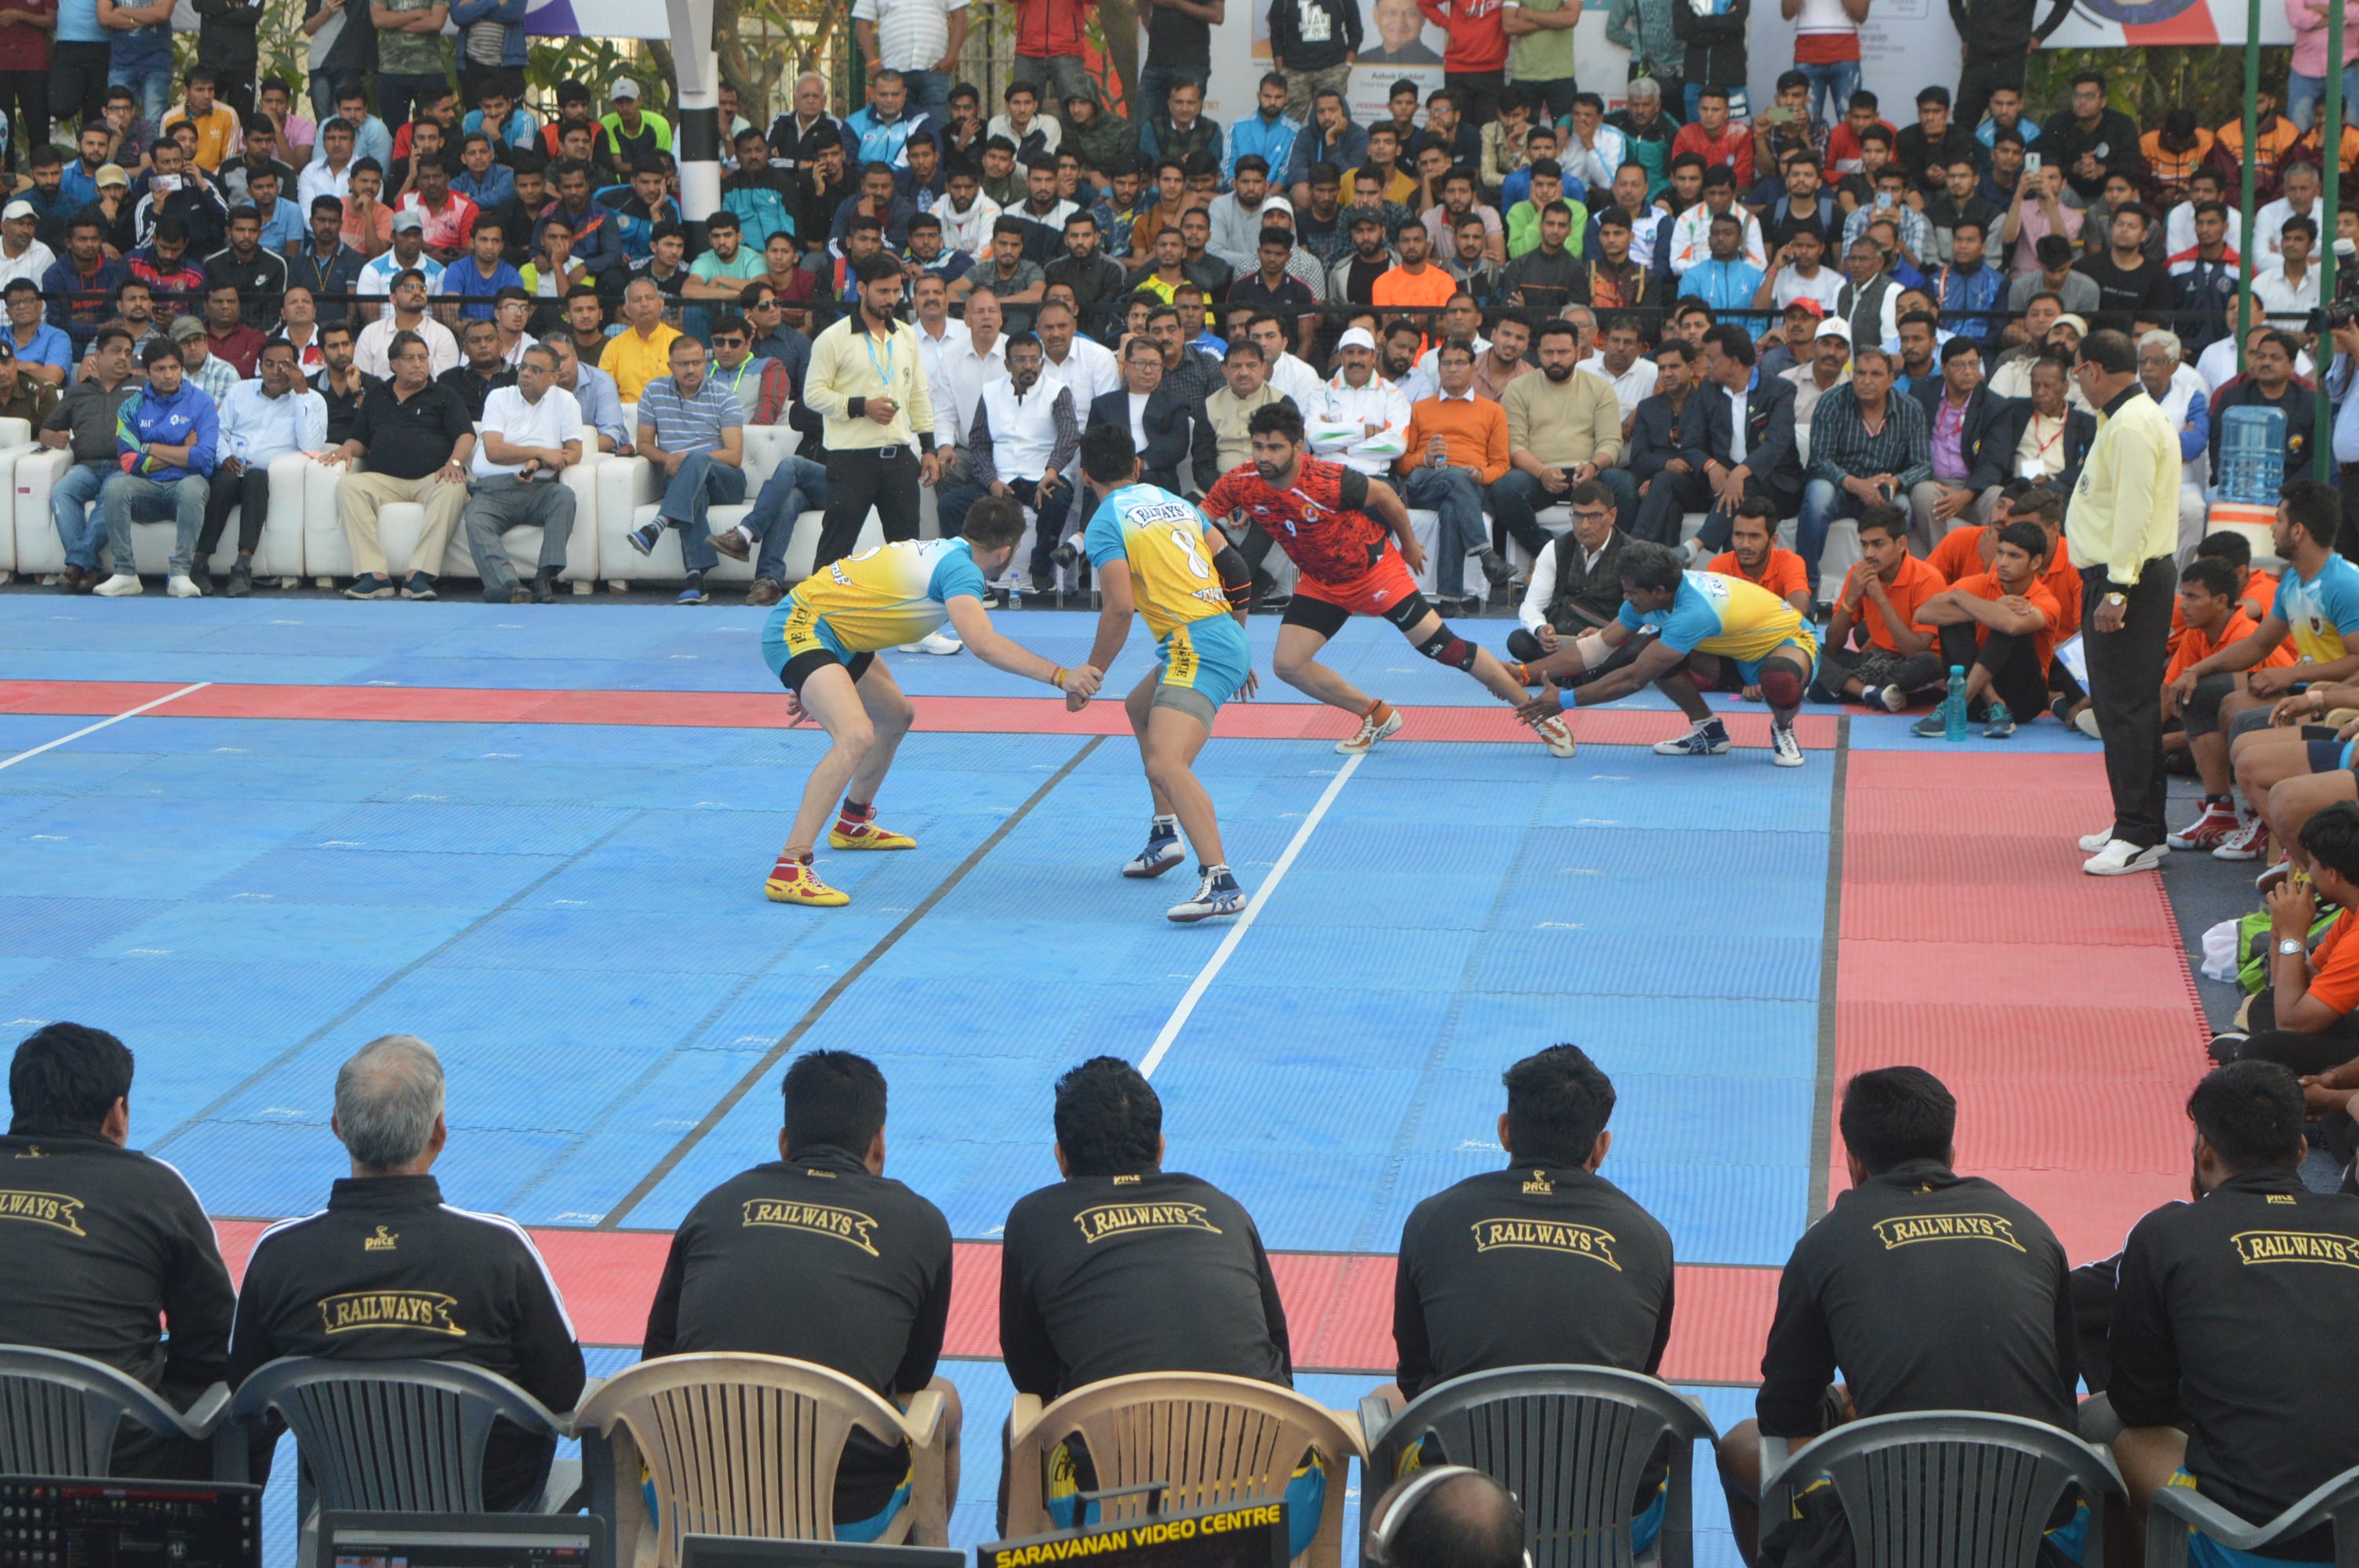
[709,527,751,561]
[58,565,83,593]
[746,576,784,607]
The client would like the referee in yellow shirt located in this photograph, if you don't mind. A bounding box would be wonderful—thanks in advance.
[801,251,943,571]
[2066,328,2183,877]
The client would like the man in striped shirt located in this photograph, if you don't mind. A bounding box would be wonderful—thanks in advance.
[623,336,747,606]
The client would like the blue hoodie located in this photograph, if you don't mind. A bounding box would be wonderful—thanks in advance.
[115,378,219,483]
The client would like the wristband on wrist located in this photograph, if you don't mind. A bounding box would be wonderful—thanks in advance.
[1048,666,1067,689]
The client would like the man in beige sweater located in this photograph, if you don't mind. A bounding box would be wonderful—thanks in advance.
[1491,318,1635,562]
[1203,339,1291,477]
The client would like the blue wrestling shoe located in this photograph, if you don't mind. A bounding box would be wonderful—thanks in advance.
[1168,864,1248,924]
[1123,818,1185,878]
[1652,717,1732,756]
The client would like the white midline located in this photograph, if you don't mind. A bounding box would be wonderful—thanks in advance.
[1138,748,1365,1080]
[0,683,213,773]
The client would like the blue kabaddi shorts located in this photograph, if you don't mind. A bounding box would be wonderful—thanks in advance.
[1154,615,1252,720]
[1732,628,1821,691]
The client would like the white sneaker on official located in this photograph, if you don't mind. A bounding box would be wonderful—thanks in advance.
[2077,828,2116,853]
[93,573,142,596]
[2085,838,2166,876]
[1532,714,1576,757]
[1771,723,1805,767]
[166,573,200,598]
[897,630,963,655]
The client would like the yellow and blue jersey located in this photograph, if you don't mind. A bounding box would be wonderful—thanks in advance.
[766,539,990,662]
[2272,554,2359,666]
[1083,482,1235,640]
[1619,570,1813,664]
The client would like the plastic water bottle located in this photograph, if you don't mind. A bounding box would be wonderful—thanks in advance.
[1944,666,1968,741]
[2218,405,2288,505]
[1005,577,1022,612]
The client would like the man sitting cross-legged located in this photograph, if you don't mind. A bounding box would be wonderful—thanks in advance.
[2160,558,2295,775]
[2173,482,2359,861]
[1812,505,1948,711]
[1905,520,2064,741]
[1514,539,1818,768]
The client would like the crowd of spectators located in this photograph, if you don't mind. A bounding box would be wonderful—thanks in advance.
[0,1,2345,623]
[9,1018,2358,1565]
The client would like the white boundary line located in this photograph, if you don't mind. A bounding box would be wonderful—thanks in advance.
[1139,749,1365,1080]
[0,683,213,774]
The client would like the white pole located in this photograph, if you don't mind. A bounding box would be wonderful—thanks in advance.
[665,0,722,232]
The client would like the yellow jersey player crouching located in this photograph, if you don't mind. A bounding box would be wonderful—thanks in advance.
[1514,538,1819,768]
[1072,424,1260,924]
[761,498,1102,906]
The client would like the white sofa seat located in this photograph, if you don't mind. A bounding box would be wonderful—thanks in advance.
[304,450,604,586]
[598,424,884,588]
[11,443,70,577]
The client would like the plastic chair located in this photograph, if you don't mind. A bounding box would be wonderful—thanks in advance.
[228,1356,569,1516]
[1004,1371,1367,1568]
[1358,1365,1718,1568]
[1757,1410,2125,1568]
[572,1352,949,1568]
[0,1345,234,1478]
[2143,1463,2359,1566]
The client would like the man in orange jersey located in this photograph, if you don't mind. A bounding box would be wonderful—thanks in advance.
[1812,505,1949,710]
[2164,556,2297,771]
[1706,495,1811,618]
[1908,520,2063,739]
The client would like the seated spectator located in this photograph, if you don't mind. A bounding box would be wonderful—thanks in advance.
[2072,201,2173,334]
[1492,318,1633,547]
[197,281,264,379]
[599,276,683,402]
[100,338,218,600]
[940,332,1080,595]
[1626,339,1731,548]
[1717,1067,2074,1566]
[1905,336,2013,550]
[1507,482,1637,679]
[1086,335,1211,499]
[2251,158,2323,270]
[998,1057,1299,1537]
[1389,1044,1674,1549]
[0,1022,234,1476]
[1367,1469,1525,1568]
[200,339,326,597]
[1,278,71,387]
[1815,504,1946,708]
[1991,357,2099,506]
[42,216,129,355]
[1707,497,1812,618]
[642,1049,958,1535]
[228,1035,584,1509]
[1781,315,1852,431]
[463,342,581,605]
[1908,519,2064,738]
[1203,336,1289,476]
[623,336,746,607]
[1797,346,1928,601]
[2251,216,2322,323]
[2137,328,2211,554]
[2108,1062,2359,1564]
[327,330,477,601]
[0,339,57,433]
[355,267,460,380]
[1667,163,1768,277]
[2163,557,2295,768]
[440,318,518,420]
[1690,325,1804,554]
[44,326,141,593]
[1398,341,1514,612]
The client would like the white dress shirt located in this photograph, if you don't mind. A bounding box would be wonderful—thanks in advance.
[473,384,584,478]
[1042,334,1121,405]
[1306,371,1412,475]
[937,328,1008,449]
[1578,354,1659,416]
[220,379,329,466]
[1264,350,1325,412]
[354,313,460,379]
[0,238,54,289]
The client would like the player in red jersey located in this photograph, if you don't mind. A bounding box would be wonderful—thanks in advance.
[1201,402,1577,756]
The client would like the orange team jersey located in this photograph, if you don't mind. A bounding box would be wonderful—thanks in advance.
[2164,608,2299,685]
[1371,263,1458,320]
[2041,549,2082,637]
[1927,524,1990,585]
[1839,554,1946,654]
[1708,547,1809,604]
[2308,907,2359,1018]
[1952,570,2064,672]
[2217,115,2301,187]
[2168,567,2279,652]
[1201,457,1398,588]
[1929,524,2081,633]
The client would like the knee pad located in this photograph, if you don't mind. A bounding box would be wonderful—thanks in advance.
[1757,662,1805,710]
[1417,625,1480,671]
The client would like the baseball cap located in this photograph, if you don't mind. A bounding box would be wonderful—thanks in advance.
[611,77,641,102]
[1783,297,1826,321]
[1337,327,1377,351]
[95,163,129,189]
[1813,318,1852,343]
[169,314,206,342]
[390,209,425,233]
[1,199,34,222]
[2053,313,2090,337]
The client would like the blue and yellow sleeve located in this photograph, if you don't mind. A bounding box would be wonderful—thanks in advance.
[1084,509,1128,572]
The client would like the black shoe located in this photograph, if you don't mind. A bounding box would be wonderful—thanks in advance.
[1806,680,1841,706]
[224,560,252,597]
[1030,572,1056,598]
[1478,548,1515,586]
[533,568,557,604]
[184,563,213,595]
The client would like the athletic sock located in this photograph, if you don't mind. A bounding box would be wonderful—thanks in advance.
[1204,862,1237,890]
[837,798,875,835]
[1149,814,1179,839]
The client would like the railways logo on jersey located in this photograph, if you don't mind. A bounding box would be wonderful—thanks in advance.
[742,1200,881,1256]
[2230,1229,2359,1269]
[1870,1213,2026,1253]
[0,1189,85,1236]
[1073,1202,1223,1243]
[318,1290,467,1337]
[1470,1218,1620,1269]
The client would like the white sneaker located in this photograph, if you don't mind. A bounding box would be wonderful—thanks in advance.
[166,573,201,598]
[2074,706,2102,740]
[93,573,143,596]
[2084,838,2166,876]
[897,629,963,655]
[2077,828,2115,853]
[2214,815,2268,862]
[1771,723,1805,767]
[1336,703,1404,754]
[1532,714,1576,757]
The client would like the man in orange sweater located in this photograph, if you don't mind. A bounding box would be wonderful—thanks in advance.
[1398,339,1513,611]
[1707,496,1812,618]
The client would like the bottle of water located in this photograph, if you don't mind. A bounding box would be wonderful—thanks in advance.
[1945,666,1968,741]
[1005,577,1022,612]
[2218,405,2288,505]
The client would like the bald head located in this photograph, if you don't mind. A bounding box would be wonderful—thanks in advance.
[1380,1472,1524,1568]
